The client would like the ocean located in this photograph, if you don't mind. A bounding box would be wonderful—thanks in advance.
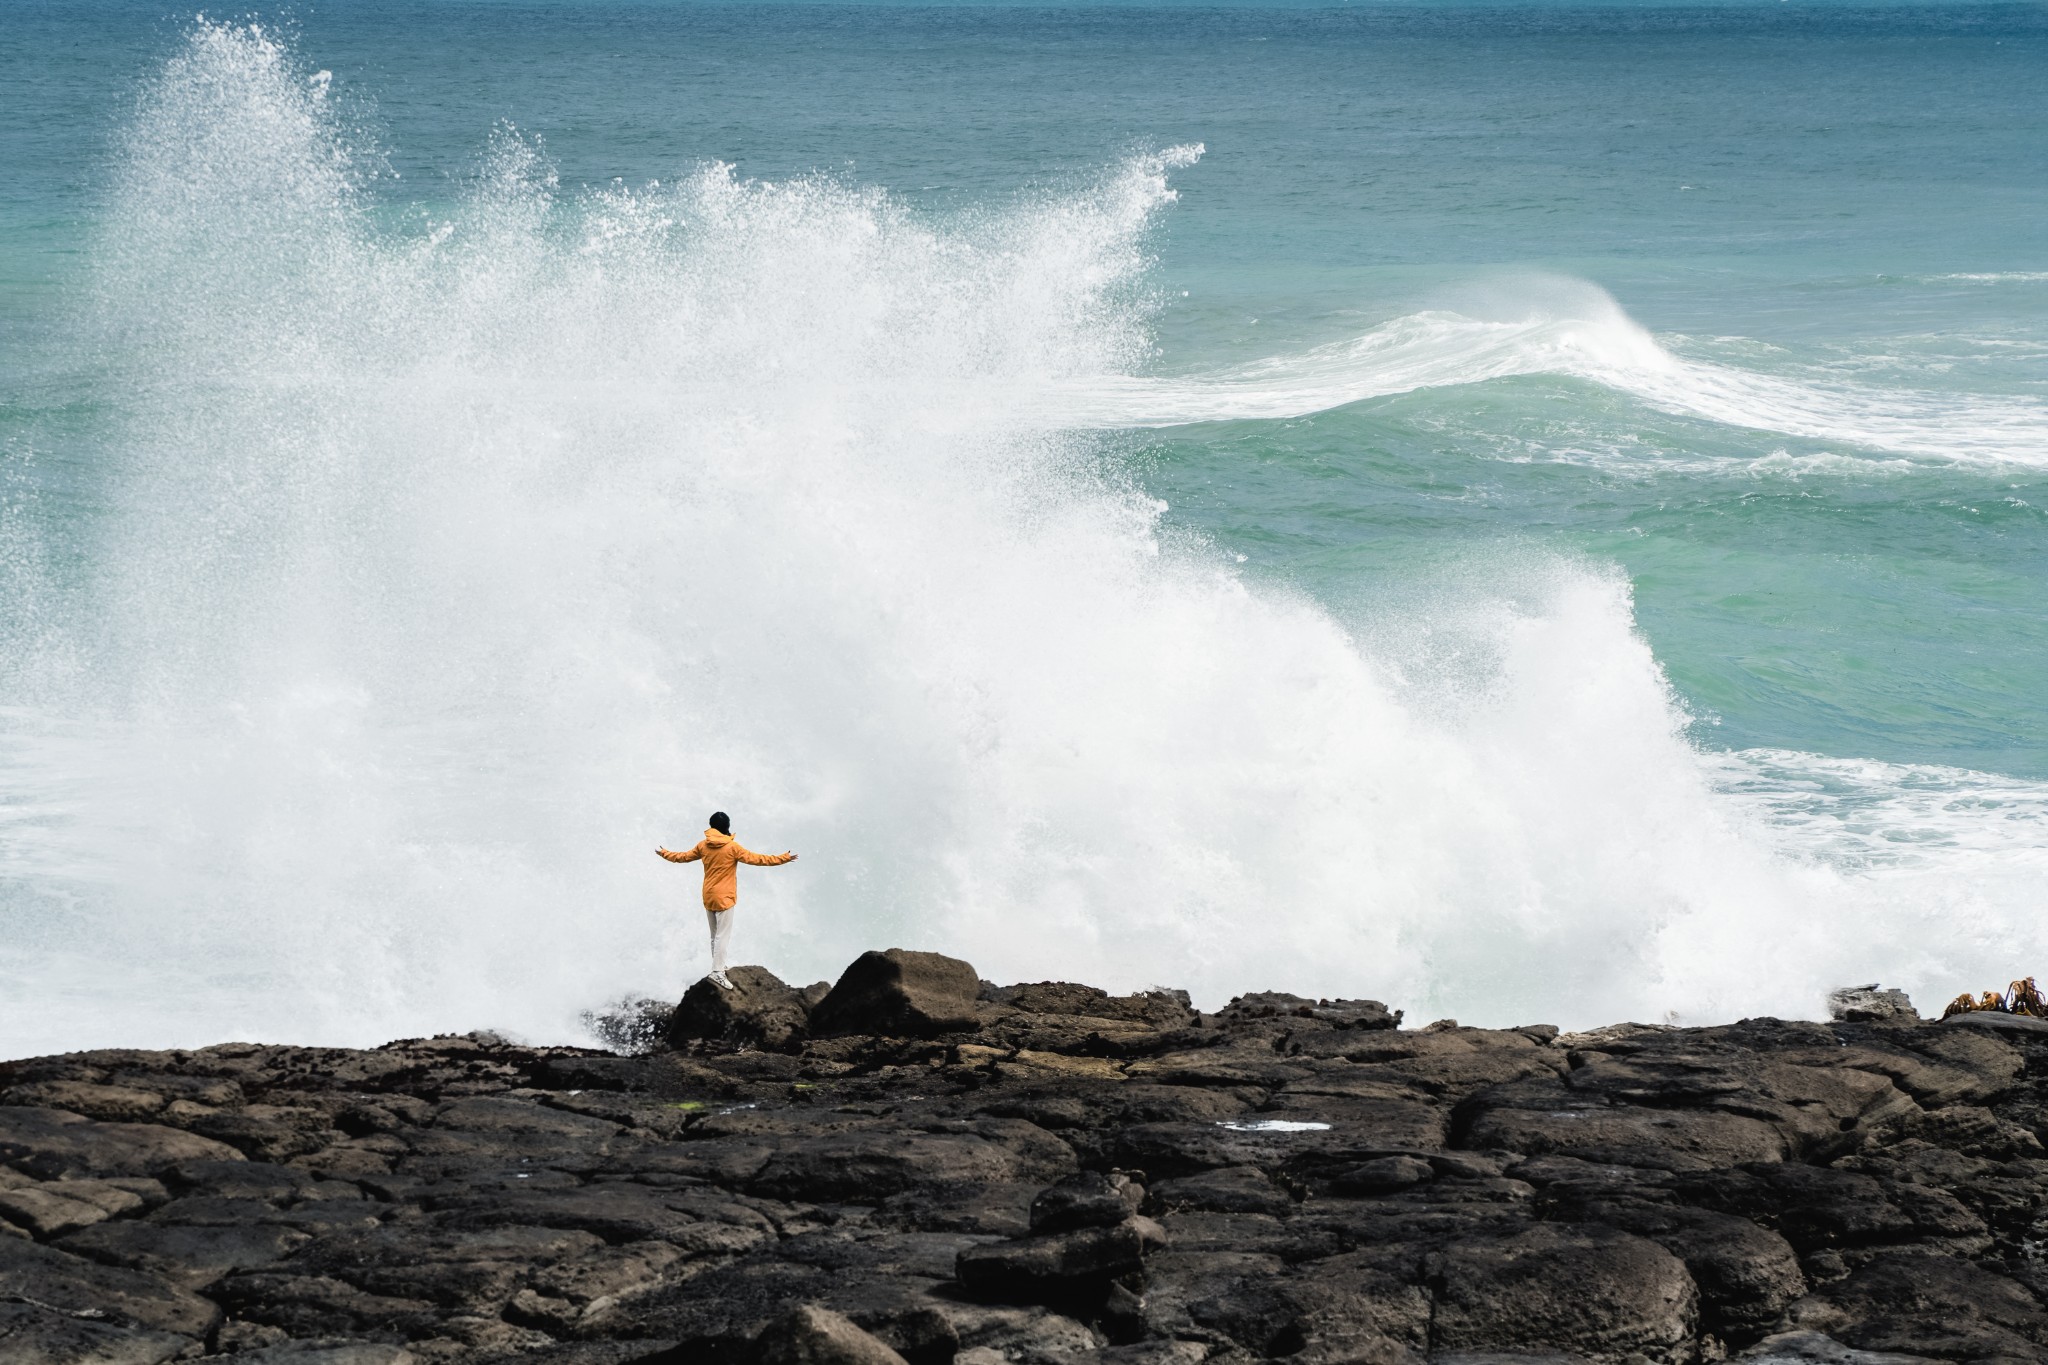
[2,0,2045,1054]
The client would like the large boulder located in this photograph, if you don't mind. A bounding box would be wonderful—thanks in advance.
[1827,984,1919,1024]
[1543,1192,1807,1339]
[809,950,981,1038]
[667,966,814,1051]
[1029,1172,1143,1234]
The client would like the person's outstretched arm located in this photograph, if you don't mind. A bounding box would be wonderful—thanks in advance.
[733,843,797,866]
[656,845,703,863]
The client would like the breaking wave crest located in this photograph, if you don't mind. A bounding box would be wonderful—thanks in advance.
[1062,283,2048,466]
[1,22,2042,1054]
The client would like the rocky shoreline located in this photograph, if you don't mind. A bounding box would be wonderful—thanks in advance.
[5,950,2048,1365]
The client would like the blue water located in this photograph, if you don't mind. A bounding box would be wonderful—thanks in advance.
[2,2,2045,1051]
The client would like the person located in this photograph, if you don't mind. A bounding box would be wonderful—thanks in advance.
[656,811,797,990]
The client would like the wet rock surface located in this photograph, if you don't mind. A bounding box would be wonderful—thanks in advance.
[4,957,2048,1364]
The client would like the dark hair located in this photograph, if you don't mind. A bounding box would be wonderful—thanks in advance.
[708,811,730,834]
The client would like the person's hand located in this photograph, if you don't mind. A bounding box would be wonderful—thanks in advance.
[784,852,797,861]
[655,846,671,857]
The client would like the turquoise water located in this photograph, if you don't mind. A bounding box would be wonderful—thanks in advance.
[2,2,2045,1051]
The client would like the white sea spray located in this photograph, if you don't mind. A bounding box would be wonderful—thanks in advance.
[1,21,2043,1054]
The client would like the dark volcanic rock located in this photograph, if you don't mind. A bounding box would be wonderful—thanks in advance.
[755,1304,910,1365]
[0,1174,148,1238]
[1028,1171,1144,1232]
[1537,1187,1807,1338]
[212,1269,440,1337]
[955,1214,1167,1293]
[165,1157,323,1201]
[1792,1250,2048,1359]
[1333,1153,1435,1194]
[1216,991,1402,1030]
[1148,1165,1293,1217]
[870,1182,1038,1238]
[1943,1011,2048,1035]
[1431,1223,1698,1362]
[668,965,814,1051]
[6,949,2048,1364]
[0,1105,245,1179]
[0,1234,222,1337]
[56,1217,312,1288]
[592,1255,958,1362]
[1139,1246,1430,1358]
[234,1345,417,1365]
[0,1300,194,1364]
[1459,1074,1795,1171]
[809,949,983,1038]
[751,1124,1075,1203]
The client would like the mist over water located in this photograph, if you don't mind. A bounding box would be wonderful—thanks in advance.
[2,17,2045,1055]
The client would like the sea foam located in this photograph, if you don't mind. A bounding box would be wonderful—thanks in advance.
[1,22,2042,1055]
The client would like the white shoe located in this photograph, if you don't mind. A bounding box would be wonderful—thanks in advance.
[710,972,735,991]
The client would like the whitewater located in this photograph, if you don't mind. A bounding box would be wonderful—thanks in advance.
[1060,290,2048,468]
[1,19,2044,1057]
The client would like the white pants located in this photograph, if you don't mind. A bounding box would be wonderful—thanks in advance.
[706,908,734,975]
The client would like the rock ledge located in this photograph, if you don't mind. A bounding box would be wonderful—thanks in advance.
[3,954,2046,1365]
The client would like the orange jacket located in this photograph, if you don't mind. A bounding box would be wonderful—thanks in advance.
[658,828,794,910]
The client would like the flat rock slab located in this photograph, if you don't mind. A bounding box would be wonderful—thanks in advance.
[751,1129,1075,1203]
[424,1183,732,1244]
[0,1234,222,1337]
[1940,1012,2048,1034]
[165,1159,322,1201]
[1150,1164,1295,1216]
[1459,1077,1793,1172]
[1107,1103,1447,1180]
[233,1343,419,1364]
[0,1106,244,1180]
[0,1177,146,1238]
[0,1300,194,1365]
[1795,1251,2048,1360]
[57,1218,311,1288]
[212,1272,440,1338]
